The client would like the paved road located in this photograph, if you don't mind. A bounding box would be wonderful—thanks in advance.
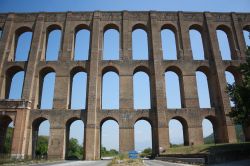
[31,160,110,166]
[143,160,194,166]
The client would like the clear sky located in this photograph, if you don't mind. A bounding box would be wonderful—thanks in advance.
[2,0,250,154]
[0,0,250,13]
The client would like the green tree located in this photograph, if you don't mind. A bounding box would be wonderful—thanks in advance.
[35,136,48,156]
[101,146,118,157]
[67,138,84,160]
[227,47,250,126]
[3,127,13,153]
[140,148,152,158]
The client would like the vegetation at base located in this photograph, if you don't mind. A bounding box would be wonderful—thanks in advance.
[101,146,119,157]
[3,127,13,154]
[66,138,84,160]
[203,125,245,144]
[226,46,250,127]
[35,136,84,160]
[162,142,250,155]
[108,154,143,166]
[139,148,152,158]
[35,136,48,157]
[204,133,215,144]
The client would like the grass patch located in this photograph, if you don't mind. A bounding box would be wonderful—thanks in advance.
[0,157,61,166]
[163,142,250,155]
[108,154,144,166]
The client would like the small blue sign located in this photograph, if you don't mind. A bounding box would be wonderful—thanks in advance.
[128,150,138,159]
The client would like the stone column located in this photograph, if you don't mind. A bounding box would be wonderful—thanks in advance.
[0,14,14,99]
[22,14,45,109]
[60,12,74,62]
[84,12,101,160]
[231,13,247,60]
[47,127,66,159]
[120,12,133,110]
[122,11,132,60]
[182,71,199,108]
[120,73,133,110]
[149,12,169,155]
[204,12,237,143]
[119,125,134,153]
[11,107,30,159]
[188,119,204,145]
[53,72,70,109]
[178,12,192,60]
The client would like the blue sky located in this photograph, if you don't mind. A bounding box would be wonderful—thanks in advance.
[3,0,250,154]
[0,0,250,13]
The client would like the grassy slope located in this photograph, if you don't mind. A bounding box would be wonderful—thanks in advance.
[163,142,250,155]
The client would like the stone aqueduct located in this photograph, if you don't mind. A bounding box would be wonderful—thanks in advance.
[0,11,250,160]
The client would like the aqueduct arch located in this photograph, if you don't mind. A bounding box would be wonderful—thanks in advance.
[0,11,249,160]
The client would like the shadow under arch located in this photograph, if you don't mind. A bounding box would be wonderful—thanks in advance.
[102,66,119,76]
[132,23,148,32]
[225,65,241,84]
[75,24,90,33]
[189,24,203,33]
[0,115,14,154]
[103,23,120,33]
[133,65,150,76]
[161,24,177,33]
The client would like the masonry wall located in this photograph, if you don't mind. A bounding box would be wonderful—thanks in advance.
[0,11,249,160]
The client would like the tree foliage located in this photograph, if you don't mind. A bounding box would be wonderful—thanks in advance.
[3,127,13,153]
[227,47,250,126]
[35,136,48,156]
[101,146,119,157]
[139,148,152,158]
[67,138,84,160]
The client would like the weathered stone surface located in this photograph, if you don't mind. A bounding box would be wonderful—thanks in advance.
[0,11,249,160]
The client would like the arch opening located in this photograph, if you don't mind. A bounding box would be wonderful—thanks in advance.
[14,31,32,61]
[243,29,250,47]
[189,29,205,60]
[70,72,87,109]
[165,71,182,109]
[216,29,232,60]
[225,71,236,107]
[161,28,177,60]
[65,119,85,160]
[39,72,56,109]
[202,118,215,144]
[0,116,14,154]
[196,71,211,108]
[169,118,189,146]
[100,119,119,158]
[32,118,50,159]
[103,29,119,60]
[7,70,25,99]
[74,29,90,60]
[45,29,61,61]
[132,29,149,60]
[0,28,3,39]
[102,71,119,109]
[134,119,152,155]
[133,71,151,109]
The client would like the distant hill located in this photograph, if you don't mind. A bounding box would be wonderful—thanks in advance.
[204,125,245,144]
